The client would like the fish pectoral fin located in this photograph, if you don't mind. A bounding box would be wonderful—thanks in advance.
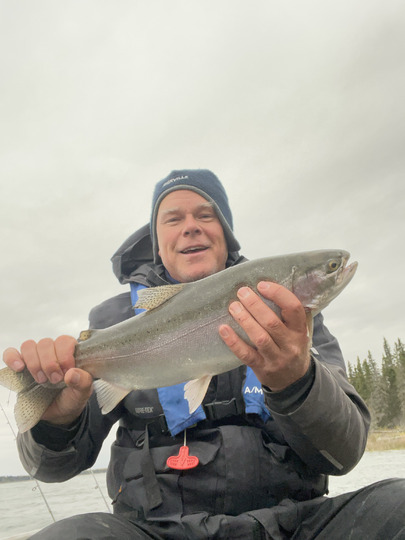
[134,283,186,310]
[93,380,131,414]
[184,375,212,414]
[305,311,314,349]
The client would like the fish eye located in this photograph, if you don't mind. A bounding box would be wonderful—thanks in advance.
[327,259,340,273]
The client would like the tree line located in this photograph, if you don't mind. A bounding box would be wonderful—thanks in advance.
[348,338,405,428]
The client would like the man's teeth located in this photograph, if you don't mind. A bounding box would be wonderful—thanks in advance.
[182,247,206,253]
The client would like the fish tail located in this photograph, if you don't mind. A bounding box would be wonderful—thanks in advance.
[15,384,63,433]
[0,366,34,392]
[0,366,63,432]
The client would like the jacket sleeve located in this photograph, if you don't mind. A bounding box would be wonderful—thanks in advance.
[17,394,121,482]
[264,313,370,476]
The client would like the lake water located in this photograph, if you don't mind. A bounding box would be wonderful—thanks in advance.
[1,450,404,539]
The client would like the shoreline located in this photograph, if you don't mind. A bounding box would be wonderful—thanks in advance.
[0,468,108,484]
[1,432,403,483]
[366,430,405,452]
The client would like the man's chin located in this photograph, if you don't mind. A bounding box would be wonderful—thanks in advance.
[182,267,219,283]
[182,272,210,283]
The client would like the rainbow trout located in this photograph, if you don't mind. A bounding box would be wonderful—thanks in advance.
[0,250,357,432]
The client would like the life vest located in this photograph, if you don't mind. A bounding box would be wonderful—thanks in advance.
[130,282,271,436]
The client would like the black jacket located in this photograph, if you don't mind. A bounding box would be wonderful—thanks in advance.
[17,225,370,534]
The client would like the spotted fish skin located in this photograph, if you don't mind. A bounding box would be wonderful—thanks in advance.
[0,250,357,432]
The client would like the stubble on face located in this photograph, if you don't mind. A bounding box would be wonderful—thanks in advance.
[156,190,228,283]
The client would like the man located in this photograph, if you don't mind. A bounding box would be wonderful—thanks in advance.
[4,169,405,539]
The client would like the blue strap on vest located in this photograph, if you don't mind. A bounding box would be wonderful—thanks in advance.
[157,384,207,435]
[243,366,271,421]
[130,282,271,436]
[130,282,147,315]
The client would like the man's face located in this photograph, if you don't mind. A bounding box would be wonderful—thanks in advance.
[156,190,228,283]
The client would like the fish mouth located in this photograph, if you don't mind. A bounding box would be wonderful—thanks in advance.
[337,254,358,285]
[301,252,359,316]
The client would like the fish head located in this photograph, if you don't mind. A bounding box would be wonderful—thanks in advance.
[291,250,358,315]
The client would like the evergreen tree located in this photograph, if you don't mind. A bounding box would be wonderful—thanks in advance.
[365,351,386,428]
[372,373,390,428]
[348,338,404,428]
[355,357,367,397]
[347,357,366,397]
[381,338,401,427]
[394,339,405,426]
[361,358,373,402]
[348,361,354,382]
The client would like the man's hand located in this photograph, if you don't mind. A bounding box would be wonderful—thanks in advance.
[3,336,93,426]
[219,281,311,391]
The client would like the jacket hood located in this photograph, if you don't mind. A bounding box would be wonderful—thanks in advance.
[111,223,244,285]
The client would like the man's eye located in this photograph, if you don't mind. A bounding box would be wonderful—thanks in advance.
[165,217,180,224]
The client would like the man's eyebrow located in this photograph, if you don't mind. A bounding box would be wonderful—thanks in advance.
[199,202,215,210]
[160,202,214,217]
[159,207,181,217]
[195,202,215,211]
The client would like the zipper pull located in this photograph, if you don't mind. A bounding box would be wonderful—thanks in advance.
[166,430,199,470]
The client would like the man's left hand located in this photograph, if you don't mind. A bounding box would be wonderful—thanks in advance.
[219,281,311,391]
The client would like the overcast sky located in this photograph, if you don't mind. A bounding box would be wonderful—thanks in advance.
[0,0,404,475]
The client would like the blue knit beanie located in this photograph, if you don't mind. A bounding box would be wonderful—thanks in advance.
[151,169,240,263]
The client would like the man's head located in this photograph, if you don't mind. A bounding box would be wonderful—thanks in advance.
[151,169,240,283]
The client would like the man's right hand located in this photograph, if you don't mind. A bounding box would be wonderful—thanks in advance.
[3,335,93,426]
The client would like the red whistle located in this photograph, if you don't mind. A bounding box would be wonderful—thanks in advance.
[166,445,199,470]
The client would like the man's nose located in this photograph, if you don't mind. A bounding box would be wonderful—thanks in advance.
[182,215,201,235]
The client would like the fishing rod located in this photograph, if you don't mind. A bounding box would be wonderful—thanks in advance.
[89,469,112,513]
[1,399,112,515]
[0,401,56,523]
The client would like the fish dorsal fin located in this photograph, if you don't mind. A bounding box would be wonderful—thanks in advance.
[184,375,212,414]
[78,329,93,342]
[134,284,186,311]
[93,379,131,414]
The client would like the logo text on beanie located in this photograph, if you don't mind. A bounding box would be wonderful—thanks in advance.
[163,176,189,187]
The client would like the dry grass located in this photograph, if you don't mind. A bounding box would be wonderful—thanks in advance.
[366,430,405,452]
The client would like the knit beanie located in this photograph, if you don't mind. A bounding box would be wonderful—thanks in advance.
[150,169,241,263]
